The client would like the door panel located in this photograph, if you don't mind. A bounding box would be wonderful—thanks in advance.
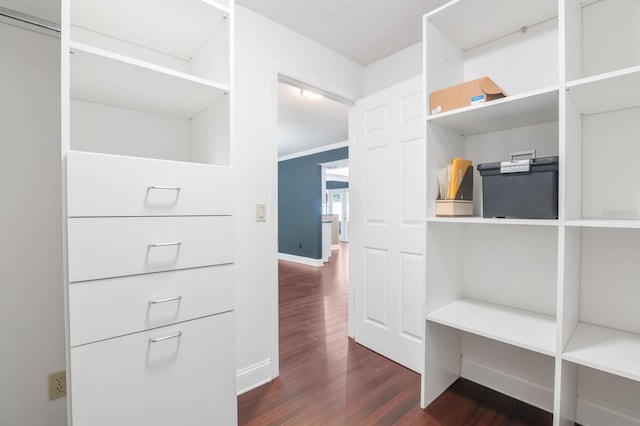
[364,248,389,327]
[365,146,388,222]
[351,75,425,372]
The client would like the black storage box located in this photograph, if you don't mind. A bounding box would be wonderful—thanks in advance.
[477,154,559,219]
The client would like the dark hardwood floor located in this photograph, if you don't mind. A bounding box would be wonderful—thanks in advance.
[237,243,552,425]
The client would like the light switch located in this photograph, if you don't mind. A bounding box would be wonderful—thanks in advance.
[256,203,266,222]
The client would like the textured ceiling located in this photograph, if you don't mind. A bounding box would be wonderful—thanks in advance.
[236,0,449,66]
[277,81,349,158]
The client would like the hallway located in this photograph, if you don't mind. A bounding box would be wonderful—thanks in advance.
[237,244,552,425]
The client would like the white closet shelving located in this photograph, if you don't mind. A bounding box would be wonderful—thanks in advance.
[62,0,236,424]
[423,0,640,424]
[423,0,560,412]
[68,0,231,165]
[560,0,640,424]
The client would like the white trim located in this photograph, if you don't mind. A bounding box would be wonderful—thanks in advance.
[236,359,273,395]
[576,397,640,426]
[278,140,349,162]
[278,252,324,267]
[461,357,555,414]
[347,107,355,339]
[268,64,280,380]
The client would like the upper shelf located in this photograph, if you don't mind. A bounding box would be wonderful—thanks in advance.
[427,217,559,227]
[71,0,228,61]
[563,322,640,383]
[565,219,640,229]
[567,66,640,115]
[427,298,556,356]
[427,86,559,135]
[70,42,228,118]
[425,0,557,50]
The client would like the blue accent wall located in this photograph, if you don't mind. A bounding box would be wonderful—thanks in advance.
[278,147,348,259]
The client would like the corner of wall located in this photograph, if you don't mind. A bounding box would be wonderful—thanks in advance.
[363,41,423,97]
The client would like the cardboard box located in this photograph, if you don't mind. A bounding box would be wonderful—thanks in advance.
[429,77,507,115]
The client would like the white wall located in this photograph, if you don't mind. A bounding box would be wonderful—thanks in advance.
[363,41,422,97]
[0,16,67,426]
[234,5,363,392]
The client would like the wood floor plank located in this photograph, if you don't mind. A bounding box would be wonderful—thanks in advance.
[237,243,553,425]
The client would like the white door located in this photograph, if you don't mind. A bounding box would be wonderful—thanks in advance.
[350,76,425,373]
[328,188,349,242]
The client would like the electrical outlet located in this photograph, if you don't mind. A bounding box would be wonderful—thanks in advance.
[48,370,66,400]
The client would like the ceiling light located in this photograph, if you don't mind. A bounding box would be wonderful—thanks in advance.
[300,89,324,100]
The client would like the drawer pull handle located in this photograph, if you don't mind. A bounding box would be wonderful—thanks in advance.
[148,242,182,248]
[147,186,181,191]
[150,331,183,343]
[149,295,183,305]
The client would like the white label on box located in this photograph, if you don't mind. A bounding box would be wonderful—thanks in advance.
[470,94,485,105]
[431,105,442,114]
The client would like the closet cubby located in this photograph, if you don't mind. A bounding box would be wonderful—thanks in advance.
[564,0,640,224]
[558,226,640,424]
[69,0,230,165]
[424,222,558,406]
[424,0,558,111]
[564,364,640,425]
[423,0,640,423]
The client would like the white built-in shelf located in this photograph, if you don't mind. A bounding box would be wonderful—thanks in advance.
[567,66,640,115]
[426,87,559,136]
[71,0,228,61]
[70,42,228,118]
[427,298,556,356]
[563,322,640,383]
[425,0,557,50]
[565,219,640,229]
[428,216,559,226]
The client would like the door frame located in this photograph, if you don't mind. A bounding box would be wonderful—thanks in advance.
[267,65,356,379]
[326,187,349,242]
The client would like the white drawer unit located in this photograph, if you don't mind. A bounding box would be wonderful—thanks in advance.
[67,151,234,217]
[69,264,234,347]
[69,312,237,426]
[67,215,234,282]
[63,0,236,423]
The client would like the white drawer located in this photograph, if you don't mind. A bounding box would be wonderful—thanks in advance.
[70,313,237,426]
[69,264,233,347]
[68,216,234,282]
[67,151,233,217]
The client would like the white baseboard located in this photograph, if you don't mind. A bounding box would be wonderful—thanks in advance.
[576,397,640,426]
[461,357,554,413]
[236,359,273,395]
[278,252,323,267]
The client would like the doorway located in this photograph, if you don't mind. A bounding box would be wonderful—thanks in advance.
[326,188,349,242]
[323,160,350,243]
[275,74,353,372]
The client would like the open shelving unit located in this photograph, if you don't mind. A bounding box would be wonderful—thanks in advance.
[422,0,640,424]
